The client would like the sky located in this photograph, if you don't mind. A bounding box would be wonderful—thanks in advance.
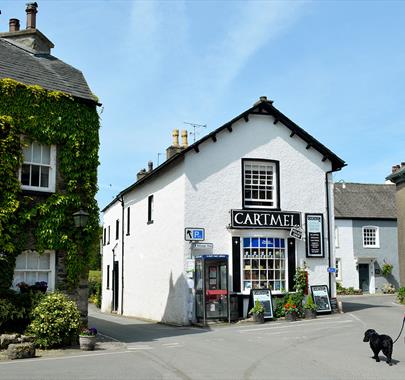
[2,0,405,211]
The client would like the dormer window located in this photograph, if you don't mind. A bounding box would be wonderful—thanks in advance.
[20,139,56,192]
[242,159,280,209]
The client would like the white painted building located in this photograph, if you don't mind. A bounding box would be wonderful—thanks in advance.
[101,97,345,325]
[334,183,398,294]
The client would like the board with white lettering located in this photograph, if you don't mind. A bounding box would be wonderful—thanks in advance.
[305,214,324,257]
[231,210,301,229]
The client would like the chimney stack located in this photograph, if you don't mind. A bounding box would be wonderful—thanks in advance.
[26,2,38,29]
[166,129,185,159]
[148,161,153,173]
[136,168,147,181]
[9,19,20,32]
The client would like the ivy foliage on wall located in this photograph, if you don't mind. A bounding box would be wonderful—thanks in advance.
[0,78,100,290]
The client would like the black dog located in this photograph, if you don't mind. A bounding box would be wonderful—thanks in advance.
[363,329,393,366]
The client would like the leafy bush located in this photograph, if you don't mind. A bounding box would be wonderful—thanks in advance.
[304,294,317,310]
[27,292,81,348]
[382,283,395,294]
[274,296,287,318]
[88,270,101,308]
[336,283,363,295]
[397,287,405,304]
[0,289,44,333]
[382,263,393,277]
[293,266,308,294]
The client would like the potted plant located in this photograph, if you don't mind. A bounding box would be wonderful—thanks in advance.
[79,327,97,351]
[16,281,30,294]
[249,300,265,324]
[284,296,298,322]
[303,294,317,319]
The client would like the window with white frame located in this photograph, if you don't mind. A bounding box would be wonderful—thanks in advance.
[335,226,339,248]
[362,226,379,248]
[20,138,56,192]
[242,159,279,209]
[13,250,54,290]
[335,258,342,281]
[242,237,286,293]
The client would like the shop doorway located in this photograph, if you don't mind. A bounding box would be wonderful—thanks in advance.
[358,263,370,293]
[112,261,119,312]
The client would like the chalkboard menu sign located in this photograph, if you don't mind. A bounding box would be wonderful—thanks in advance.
[305,214,324,257]
[310,285,331,313]
[250,289,273,319]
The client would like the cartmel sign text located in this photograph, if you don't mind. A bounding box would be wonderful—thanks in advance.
[231,210,301,229]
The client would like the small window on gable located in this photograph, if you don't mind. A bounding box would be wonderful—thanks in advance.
[20,138,56,192]
[126,207,130,235]
[148,195,154,224]
[362,226,379,248]
[242,159,279,209]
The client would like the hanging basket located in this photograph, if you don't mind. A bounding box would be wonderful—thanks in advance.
[79,335,96,351]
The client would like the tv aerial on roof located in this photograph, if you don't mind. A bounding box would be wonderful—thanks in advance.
[184,121,207,143]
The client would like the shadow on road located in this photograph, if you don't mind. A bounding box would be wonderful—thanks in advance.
[342,301,393,313]
[89,314,208,344]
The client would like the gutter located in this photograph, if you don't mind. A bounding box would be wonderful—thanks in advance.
[118,195,125,315]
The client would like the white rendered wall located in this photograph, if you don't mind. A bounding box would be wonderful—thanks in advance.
[183,114,333,293]
[101,201,122,313]
[335,219,359,289]
[120,162,187,324]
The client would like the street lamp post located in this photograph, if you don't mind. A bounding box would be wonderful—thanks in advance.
[72,209,90,323]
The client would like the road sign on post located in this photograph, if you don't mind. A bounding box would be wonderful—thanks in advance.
[185,228,205,241]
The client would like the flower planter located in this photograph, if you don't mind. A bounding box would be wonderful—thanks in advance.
[304,309,317,319]
[285,312,298,322]
[253,313,265,324]
[79,335,96,351]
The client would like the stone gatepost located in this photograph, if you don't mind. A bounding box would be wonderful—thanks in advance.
[386,164,405,287]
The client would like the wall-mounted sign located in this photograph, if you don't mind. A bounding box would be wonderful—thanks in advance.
[192,243,213,250]
[231,210,301,229]
[310,285,331,313]
[250,289,273,319]
[289,225,304,240]
[327,267,336,273]
[305,214,324,257]
[185,228,205,241]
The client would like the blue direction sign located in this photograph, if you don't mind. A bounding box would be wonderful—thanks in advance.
[327,267,336,273]
[185,228,205,241]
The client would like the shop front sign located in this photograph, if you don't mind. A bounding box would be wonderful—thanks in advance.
[305,214,324,257]
[231,210,301,229]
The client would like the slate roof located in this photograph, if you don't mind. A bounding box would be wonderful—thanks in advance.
[103,98,346,212]
[334,183,396,219]
[0,38,97,103]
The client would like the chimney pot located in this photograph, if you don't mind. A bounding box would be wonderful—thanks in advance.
[260,96,267,102]
[392,165,398,173]
[9,18,20,32]
[148,161,153,172]
[172,129,179,147]
[26,2,38,30]
[401,162,405,169]
[181,129,188,148]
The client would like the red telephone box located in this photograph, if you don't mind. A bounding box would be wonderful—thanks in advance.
[195,255,229,324]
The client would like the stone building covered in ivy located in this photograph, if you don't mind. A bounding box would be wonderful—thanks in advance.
[0,3,100,318]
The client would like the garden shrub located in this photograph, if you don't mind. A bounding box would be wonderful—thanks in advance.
[27,292,81,348]
[0,289,44,333]
[88,270,101,308]
[397,287,405,304]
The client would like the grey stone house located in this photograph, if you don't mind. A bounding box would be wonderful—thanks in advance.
[334,183,398,293]
[0,3,99,317]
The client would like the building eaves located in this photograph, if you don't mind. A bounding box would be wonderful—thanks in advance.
[102,100,346,212]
